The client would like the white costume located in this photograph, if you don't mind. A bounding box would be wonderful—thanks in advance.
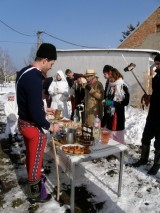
[48,70,72,119]
[4,93,18,135]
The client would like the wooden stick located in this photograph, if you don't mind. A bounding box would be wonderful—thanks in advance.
[52,135,60,201]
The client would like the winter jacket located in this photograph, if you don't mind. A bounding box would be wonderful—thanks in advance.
[147,70,160,124]
[85,80,104,126]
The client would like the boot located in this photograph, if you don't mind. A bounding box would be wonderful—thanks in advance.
[28,178,51,203]
[148,150,160,175]
[132,145,150,167]
[41,174,47,183]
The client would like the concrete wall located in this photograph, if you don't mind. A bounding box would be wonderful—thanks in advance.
[48,49,159,106]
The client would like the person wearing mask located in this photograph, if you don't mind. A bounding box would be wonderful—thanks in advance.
[4,92,21,143]
[48,70,72,119]
[103,68,130,144]
[132,54,160,175]
[84,69,104,126]
[16,43,62,203]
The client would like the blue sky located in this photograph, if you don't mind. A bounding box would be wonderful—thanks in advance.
[0,0,159,70]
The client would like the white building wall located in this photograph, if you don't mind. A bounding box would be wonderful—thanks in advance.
[48,49,159,106]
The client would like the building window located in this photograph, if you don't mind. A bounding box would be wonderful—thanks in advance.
[157,24,160,32]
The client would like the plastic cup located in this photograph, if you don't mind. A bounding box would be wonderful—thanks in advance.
[101,130,110,144]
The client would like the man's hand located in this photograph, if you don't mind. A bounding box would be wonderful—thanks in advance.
[49,122,63,133]
[102,99,105,105]
[45,108,55,115]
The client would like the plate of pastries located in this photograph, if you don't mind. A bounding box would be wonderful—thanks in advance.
[61,144,91,155]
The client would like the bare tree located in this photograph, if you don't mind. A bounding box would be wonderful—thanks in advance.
[24,44,37,66]
[0,48,17,83]
[120,22,140,42]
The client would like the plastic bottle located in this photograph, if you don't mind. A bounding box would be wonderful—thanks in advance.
[73,109,79,122]
[93,115,101,144]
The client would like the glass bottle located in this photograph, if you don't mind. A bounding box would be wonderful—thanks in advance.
[73,109,79,122]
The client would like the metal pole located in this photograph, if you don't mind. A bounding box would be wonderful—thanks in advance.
[37,31,43,50]
[122,54,147,94]
[131,70,147,94]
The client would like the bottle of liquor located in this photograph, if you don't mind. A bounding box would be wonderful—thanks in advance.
[93,115,101,144]
[73,109,79,122]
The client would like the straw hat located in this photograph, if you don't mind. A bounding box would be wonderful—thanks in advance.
[85,69,96,76]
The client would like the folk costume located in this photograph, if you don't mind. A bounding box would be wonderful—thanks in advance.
[16,66,49,181]
[104,78,130,144]
[16,42,58,203]
[4,92,20,142]
[48,70,71,119]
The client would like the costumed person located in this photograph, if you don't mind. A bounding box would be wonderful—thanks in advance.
[16,43,62,203]
[84,69,104,126]
[101,65,114,127]
[48,70,72,119]
[4,92,21,143]
[132,53,160,175]
[103,68,130,144]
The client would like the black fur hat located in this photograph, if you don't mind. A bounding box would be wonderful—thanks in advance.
[36,43,57,60]
[154,53,160,62]
[103,65,113,73]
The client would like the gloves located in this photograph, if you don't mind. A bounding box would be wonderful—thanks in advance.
[85,85,91,91]
[106,99,114,106]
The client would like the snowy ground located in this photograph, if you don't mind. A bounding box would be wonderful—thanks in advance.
[0,83,160,213]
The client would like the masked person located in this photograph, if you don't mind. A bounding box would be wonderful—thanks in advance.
[4,92,21,143]
[48,70,71,119]
[16,43,62,203]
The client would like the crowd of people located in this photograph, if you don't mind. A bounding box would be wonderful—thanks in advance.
[3,42,160,204]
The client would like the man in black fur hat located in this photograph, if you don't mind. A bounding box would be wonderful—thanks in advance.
[16,43,62,203]
[132,53,160,175]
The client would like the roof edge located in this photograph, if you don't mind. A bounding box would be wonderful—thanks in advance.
[57,48,160,54]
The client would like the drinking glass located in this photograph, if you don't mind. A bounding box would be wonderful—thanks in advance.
[101,130,110,144]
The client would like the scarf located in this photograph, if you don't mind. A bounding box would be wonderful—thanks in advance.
[106,78,128,102]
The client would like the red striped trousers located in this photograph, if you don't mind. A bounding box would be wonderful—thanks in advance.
[18,119,46,182]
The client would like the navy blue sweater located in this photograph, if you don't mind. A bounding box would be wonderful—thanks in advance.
[16,65,50,130]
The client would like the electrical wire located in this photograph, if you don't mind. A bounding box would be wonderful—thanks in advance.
[0,19,35,37]
[0,40,36,45]
[0,18,104,48]
[43,31,102,49]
